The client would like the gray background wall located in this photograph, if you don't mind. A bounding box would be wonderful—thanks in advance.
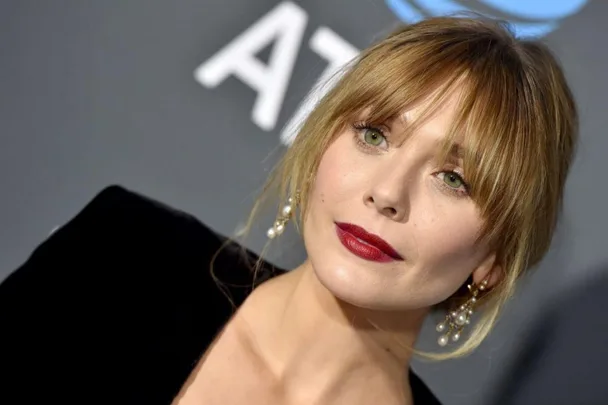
[0,1,606,404]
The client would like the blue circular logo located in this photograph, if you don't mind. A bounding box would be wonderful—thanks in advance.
[385,0,589,37]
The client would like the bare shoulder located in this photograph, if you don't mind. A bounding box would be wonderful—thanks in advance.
[242,269,298,312]
[233,269,299,339]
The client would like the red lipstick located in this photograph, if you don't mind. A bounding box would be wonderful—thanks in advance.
[335,222,404,263]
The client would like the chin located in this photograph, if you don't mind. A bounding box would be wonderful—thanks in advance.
[309,256,407,311]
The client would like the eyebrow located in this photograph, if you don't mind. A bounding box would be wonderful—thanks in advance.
[449,142,466,159]
[396,112,467,159]
[390,114,469,160]
[430,137,466,161]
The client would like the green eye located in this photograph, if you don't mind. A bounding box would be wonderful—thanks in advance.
[444,172,464,188]
[364,129,385,146]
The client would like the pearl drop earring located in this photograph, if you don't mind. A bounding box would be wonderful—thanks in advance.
[436,279,489,347]
[266,192,300,239]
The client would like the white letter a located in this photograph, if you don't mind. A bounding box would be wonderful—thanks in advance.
[194,1,307,131]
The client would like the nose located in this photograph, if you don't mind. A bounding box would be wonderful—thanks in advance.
[363,162,413,222]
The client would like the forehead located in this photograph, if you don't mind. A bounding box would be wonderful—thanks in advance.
[396,85,466,143]
[405,79,464,115]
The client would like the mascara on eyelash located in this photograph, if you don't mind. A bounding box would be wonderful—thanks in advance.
[352,123,471,196]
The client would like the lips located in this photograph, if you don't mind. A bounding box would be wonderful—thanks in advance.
[335,222,404,263]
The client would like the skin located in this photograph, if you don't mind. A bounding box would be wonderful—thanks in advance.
[305,91,501,312]
[174,88,503,405]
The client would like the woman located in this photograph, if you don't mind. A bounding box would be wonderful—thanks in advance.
[173,15,577,405]
[0,15,577,405]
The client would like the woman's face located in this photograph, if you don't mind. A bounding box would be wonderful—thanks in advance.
[303,91,500,311]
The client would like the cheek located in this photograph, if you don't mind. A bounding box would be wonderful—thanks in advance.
[311,135,367,204]
[413,204,485,271]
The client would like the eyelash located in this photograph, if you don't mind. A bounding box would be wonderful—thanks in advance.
[351,121,470,198]
[437,171,470,198]
[352,121,389,152]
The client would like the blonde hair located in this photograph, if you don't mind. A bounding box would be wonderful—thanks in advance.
[233,15,578,360]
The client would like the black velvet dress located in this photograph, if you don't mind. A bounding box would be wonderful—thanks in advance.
[0,185,441,405]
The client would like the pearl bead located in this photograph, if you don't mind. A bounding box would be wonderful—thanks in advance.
[471,297,477,303]
[468,309,474,315]
[275,223,285,234]
[282,205,292,216]
[438,335,449,347]
[452,332,460,342]
[455,312,467,326]
[288,197,294,204]
[465,319,470,324]
[450,311,458,318]
[460,305,466,311]
[436,322,446,332]
[266,228,276,239]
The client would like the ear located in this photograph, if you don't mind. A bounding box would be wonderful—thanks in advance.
[471,252,503,290]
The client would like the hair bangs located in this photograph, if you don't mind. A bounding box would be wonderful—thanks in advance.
[437,51,548,258]
[327,36,474,135]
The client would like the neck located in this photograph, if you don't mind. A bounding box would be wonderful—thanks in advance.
[237,259,429,404]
